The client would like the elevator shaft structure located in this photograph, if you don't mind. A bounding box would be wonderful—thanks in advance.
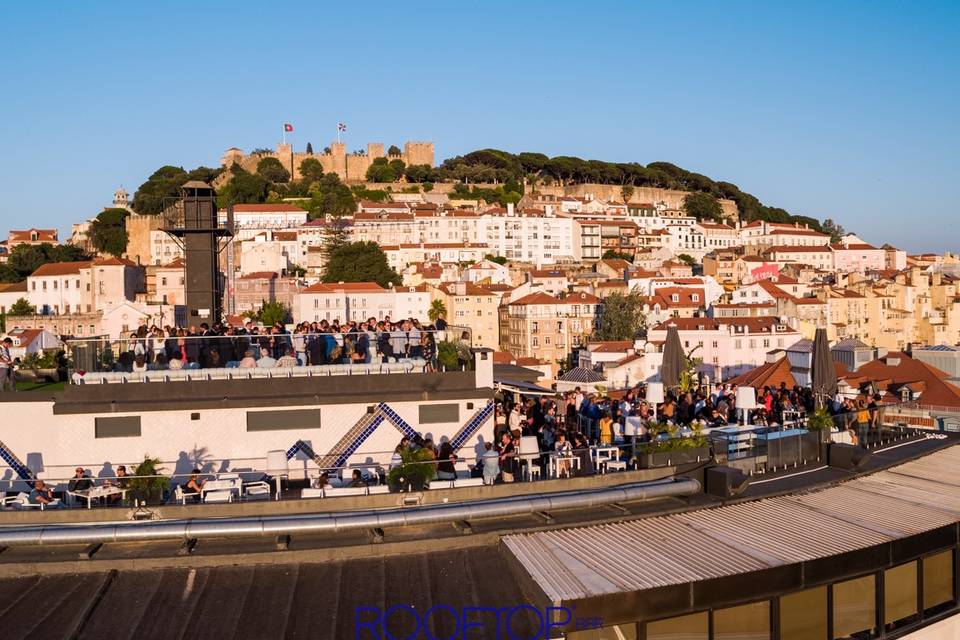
[163,181,232,326]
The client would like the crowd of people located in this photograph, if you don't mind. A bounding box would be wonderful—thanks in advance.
[91,317,474,374]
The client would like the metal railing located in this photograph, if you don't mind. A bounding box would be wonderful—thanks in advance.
[63,327,473,381]
[0,437,675,510]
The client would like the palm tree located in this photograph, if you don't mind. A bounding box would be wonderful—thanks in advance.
[428,299,448,323]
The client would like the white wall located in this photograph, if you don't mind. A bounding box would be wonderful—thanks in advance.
[0,396,491,490]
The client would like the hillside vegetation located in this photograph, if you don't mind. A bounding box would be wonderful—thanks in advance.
[130,148,826,231]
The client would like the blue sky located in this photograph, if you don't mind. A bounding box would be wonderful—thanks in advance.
[1,2,957,253]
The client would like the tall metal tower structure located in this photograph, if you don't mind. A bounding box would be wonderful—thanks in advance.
[163,181,233,326]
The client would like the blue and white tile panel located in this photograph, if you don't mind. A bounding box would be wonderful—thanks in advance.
[0,440,34,481]
[333,414,386,470]
[450,400,495,451]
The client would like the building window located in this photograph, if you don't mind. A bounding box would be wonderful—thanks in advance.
[713,601,769,640]
[923,549,956,614]
[832,574,876,639]
[885,561,919,628]
[646,612,707,640]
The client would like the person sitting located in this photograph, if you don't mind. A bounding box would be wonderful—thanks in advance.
[554,431,574,478]
[277,347,298,368]
[347,469,366,488]
[131,354,149,374]
[184,469,205,501]
[256,347,277,368]
[313,472,330,489]
[68,467,94,495]
[436,440,458,480]
[238,350,258,368]
[29,480,59,507]
[108,465,129,505]
[168,351,184,370]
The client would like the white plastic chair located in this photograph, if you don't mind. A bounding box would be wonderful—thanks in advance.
[174,484,201,505]
[517,436,542,481]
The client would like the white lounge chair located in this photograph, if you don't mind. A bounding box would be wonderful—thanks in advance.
[323,486,367,497]
[174,484,201,505]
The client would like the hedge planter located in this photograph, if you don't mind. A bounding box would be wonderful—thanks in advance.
[636,446,712,469]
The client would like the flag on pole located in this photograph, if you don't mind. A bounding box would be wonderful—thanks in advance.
[284,123,294,132]
[338,122,347,132]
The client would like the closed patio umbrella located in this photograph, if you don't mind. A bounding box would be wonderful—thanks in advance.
[660,325,684,391]
[810,327,837,408]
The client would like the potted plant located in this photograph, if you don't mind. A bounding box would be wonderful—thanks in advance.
[387,447,437,492]
[806,407,836,443]
[636,422,712,468]
[17,350,68,383]
[128,456,170,505]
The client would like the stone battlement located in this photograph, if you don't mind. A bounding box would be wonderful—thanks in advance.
[221,140,435,183]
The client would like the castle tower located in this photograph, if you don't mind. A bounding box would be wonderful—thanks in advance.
[113,187,131,211]
[275,143,295,180]
[329,142,347,178]
[403,142,435,167]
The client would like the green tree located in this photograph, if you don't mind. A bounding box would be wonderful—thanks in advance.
[132,165,188,214]
[287,263,306,278]
[256,157,290,183]
[88,208,129,257]
[307,173,356,221]
[593,291,645,341]
[683,192,723,221]
[9,298,36,316]
[422,181,434,192]
[620,185,635,203]
[306,142,314,154]
[1,243,90,282]
[822,218,847,243]
[483,254,508,265]
[602,249,633,261]
[366,157,396,182]
[677,254,697,267]
[218,172,269,207]
[322,242,401,288]
[428,299,447,323]
[387,144,402,156]
[257,301,289,326]
[389,159,406,177]
[299,158,325,184]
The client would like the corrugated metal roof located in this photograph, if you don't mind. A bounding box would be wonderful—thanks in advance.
[504,444,960,602]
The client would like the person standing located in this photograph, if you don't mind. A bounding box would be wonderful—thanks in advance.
[0,337,14,392]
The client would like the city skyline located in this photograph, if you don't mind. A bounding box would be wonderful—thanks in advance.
[1,2,958,253]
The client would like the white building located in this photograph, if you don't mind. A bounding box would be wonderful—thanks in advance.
[295,283,430,324]
[221,203,308,233]
[26,259,143,316]
[646,316,801,383]
[740,221,830,247]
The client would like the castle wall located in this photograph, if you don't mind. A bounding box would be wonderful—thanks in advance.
[124,214,164,266]
[221,141,435,184]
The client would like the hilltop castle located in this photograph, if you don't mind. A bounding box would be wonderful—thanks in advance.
[220,141,434,183]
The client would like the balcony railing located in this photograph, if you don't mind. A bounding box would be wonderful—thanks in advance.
[63,327,473,384]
